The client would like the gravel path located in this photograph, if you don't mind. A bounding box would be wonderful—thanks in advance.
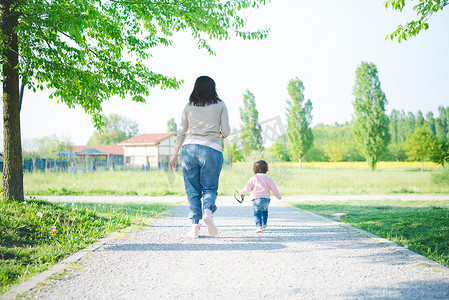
[19,197,449,299]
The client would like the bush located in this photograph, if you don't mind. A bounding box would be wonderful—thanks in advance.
[431,167,449,184]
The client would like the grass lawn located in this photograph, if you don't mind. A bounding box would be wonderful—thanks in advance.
[22,162,449,196]
[0,199,173,295]
[290,200,449,268]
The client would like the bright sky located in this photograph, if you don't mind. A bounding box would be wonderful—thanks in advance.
[3,0,449,147]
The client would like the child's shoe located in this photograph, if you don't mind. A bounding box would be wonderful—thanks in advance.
[203,209,218,236]
[255,227,263,233]
[187,224,200,238]
[262,224,267,231]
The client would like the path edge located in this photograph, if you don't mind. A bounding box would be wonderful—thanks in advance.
[285,202,449,274]
[0,208,177,300]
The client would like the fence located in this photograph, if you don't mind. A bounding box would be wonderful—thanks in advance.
[0,158,125,173]
[0,155,232,173]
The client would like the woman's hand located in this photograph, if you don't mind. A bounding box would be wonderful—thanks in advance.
[169,156,178,171]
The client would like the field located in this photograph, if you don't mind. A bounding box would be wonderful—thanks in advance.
[23,162,449,196]
[2,162,449,294]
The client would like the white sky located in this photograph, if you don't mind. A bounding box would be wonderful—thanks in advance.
[3,0,449,147]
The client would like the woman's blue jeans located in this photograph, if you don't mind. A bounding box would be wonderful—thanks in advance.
[181,144,223,223]
[253,198,271,227]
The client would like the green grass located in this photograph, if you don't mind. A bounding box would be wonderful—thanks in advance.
[0,199,173,295]
[290,200,449,268]
[220,164,449,195]
[23,164,449,196]
[431,167,449,185]
[23,170,186,196]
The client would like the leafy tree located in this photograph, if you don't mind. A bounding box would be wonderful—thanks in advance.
[432,106,449,167]
[0,0,269,201]
[303,147,326,162]
[426,111,437,137]
[384,143,408,162]
[223,141,244,164]
[435,106,449,141]
[88,114,139,145]
[416,110,425,128]
[323,141,348,163]
[389,109,401,144]
[352,62,390,170]
[310,123,363,162]
[431,140,449,167]
[47,134,73,159]
[406,125,437,172]
[405,112,416,137]
[167,118,177,133]
[385,0,449,42]
[395,110,412,144]
[285,77,313,166]
[239,90,263,157]
[268,137,290,161]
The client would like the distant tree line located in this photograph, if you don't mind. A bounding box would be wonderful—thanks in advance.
[223,61,449,169]
[300,104,449,166]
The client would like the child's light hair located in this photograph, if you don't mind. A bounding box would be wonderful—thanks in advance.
[253,160,268,174]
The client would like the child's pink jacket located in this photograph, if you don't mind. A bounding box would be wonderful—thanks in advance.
[239,173,282,201]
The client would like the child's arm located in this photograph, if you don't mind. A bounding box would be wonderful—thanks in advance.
[239,178,254,196]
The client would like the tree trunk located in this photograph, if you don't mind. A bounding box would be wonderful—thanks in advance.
[299,157,302,169]
[19,78,25,111]
[421,160,424,173]
[1,1,24,201]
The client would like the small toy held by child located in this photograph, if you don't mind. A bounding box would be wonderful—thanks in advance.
[238,160,282,233]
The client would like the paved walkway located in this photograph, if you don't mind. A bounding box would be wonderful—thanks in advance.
[9,196,449,299]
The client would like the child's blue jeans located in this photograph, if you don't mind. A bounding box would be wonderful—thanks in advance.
[252,198,270,227]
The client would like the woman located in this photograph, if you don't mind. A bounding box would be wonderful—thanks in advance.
[169,76,230,238]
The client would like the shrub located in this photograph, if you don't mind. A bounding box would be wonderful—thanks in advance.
[431,168,449,184]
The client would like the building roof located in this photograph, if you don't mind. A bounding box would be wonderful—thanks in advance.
[72,145,124,155]
[119,132,176,145]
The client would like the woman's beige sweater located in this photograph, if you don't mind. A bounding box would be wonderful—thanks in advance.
[176,101,230,151]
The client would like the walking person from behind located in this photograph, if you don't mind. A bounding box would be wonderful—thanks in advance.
[238,160,282,232]
[169,76,230,238]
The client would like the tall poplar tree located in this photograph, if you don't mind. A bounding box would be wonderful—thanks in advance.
[0,0,269,201]
[352,62,390,171]
[285,77,313,166]
[239,90,263,156]
[435,106,449,141]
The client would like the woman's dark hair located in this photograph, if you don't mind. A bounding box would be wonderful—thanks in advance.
[253,160,269,174]
[189,76,222,106]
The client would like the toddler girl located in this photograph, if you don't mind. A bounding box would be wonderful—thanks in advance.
[238,160,282,232]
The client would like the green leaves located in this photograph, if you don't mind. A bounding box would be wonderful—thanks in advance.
[352,62,390,170]
[12,0,269,129]
[87,113,139,145]
[385,0,448,42]
[239,90,264,156]
[406,125,438,163]
[285,77,314,162]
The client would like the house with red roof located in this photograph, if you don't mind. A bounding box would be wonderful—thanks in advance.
[119,132,177,169]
